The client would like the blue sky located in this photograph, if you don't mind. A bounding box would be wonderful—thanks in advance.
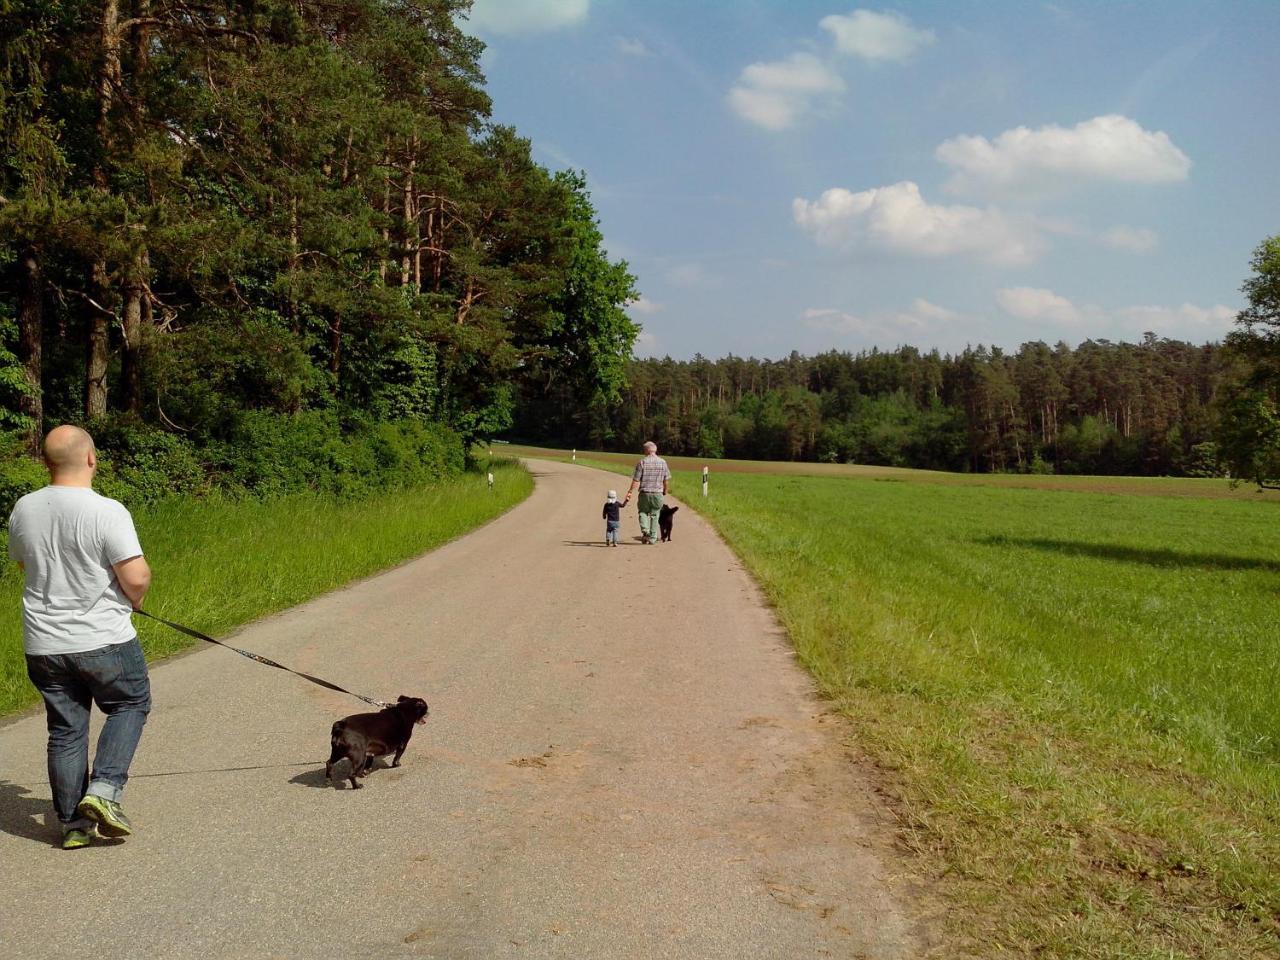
[466,0,1279,360]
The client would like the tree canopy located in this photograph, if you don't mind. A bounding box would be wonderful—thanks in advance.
[1219,235,1280,488]
[0,0,637,461]
[517,336,1238,478]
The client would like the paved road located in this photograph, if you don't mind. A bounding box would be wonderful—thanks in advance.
[0,459,927,959]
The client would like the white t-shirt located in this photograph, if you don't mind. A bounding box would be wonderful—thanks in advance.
[8,485,143,656]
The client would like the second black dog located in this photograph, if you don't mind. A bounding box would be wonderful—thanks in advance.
[326,695,429,789]
[659,504,679,542]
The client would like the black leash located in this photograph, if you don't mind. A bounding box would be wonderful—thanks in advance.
[137,610,390,709]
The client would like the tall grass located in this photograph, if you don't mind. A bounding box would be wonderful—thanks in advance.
[0,460,531,716]
[568,451,1279,958]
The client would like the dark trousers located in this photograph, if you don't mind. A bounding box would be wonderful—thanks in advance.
[25,637,151,830]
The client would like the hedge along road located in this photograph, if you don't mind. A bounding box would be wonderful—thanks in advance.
[0,458,928,960]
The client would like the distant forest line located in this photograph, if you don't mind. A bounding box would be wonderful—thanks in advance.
[513,335,1241,477]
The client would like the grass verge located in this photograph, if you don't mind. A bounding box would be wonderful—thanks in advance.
[545,448,1279,959]
[1,460,532,717]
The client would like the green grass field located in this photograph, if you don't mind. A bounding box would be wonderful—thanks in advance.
[0,460,532,717]
[531,446,1279,959]
[505,443,1280,503]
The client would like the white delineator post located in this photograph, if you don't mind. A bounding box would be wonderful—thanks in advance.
[572,448,577,462]
[487,471,494,491]
[702,466,709,497]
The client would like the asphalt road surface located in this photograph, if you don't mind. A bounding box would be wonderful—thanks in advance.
[0,458,928,959]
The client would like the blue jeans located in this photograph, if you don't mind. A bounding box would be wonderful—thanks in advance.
[25,637,151,831]
[605,520,620,544]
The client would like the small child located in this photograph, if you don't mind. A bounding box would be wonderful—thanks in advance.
[602,489,624,546]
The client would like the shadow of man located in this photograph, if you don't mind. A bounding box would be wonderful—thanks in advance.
[0,779,55,845]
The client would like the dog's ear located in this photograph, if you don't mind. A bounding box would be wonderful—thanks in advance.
[672,506,679,513]
[397,695,410,703]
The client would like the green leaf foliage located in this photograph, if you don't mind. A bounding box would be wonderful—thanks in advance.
[1219,235,1280,488]
[0,0,637,478]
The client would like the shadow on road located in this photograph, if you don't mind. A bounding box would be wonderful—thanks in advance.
[288,767,336,789]
[561,540,639,548]
[0,780,55,845]
[290,755,396,789]
[131,761,318,779]
[977,535,1280,572]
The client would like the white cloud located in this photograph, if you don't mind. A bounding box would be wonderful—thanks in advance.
[534,141,579,170]
[937,115,1191,194]
[616,36,651,57]
[996,287,1086,325]
[467,0,588,35]
[627,295,663,316]
[666,262,718,288]
[903,297,959,324]
[1100,225,1159,254]
[803,297,959,345]
[727,52,845,130]
[803,307,874,336]
[1114,303,1237,336]
[793,180,1043,265]
[633,330,660,356]
[997,287,1238,340]
[819,9,936,63]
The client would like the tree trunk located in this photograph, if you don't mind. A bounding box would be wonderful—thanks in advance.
[17,247,43,453]
[95,0,121,192]
[401,148,416,288]
[86,264,111,419]
[120,247,147,415]
[330,317,342,378]
[86,0,122,418]
[379,141,390,282]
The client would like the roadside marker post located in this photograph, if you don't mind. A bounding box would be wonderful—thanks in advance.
[487,471,494,491]
[572,448,577,462]
[702,466,709,497]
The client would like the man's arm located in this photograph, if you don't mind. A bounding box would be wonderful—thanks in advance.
[113,555,152,610]
[625,460,642,502]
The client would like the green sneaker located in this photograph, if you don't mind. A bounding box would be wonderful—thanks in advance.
[62,827,94,850]
[76,795,132,838]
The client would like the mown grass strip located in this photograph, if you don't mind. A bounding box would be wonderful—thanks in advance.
[551,450,1279,959]
[0,460,532,717]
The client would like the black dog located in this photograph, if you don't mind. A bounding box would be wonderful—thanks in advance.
[326,695,429,789]
[659,504,679,542]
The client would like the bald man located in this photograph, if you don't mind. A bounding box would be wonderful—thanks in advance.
[9,425,153,849]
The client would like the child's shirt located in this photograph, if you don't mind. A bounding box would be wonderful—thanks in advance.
[602,501,621,522]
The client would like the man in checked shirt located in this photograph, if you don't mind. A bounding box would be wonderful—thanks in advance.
[622,440,671,545]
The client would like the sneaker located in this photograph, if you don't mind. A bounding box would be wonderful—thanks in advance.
[61,827,95,850]
[76,795,133,838]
